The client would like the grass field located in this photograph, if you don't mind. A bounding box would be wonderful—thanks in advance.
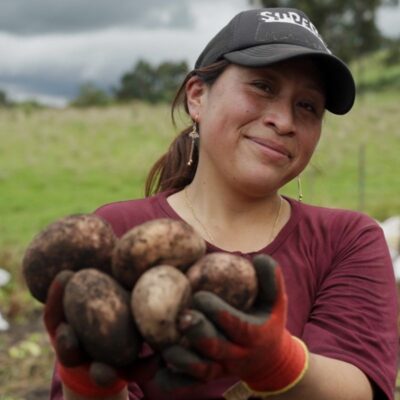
[1,91,399,251]
[0,89,399,398]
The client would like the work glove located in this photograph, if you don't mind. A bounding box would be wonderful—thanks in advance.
[44,270,161,398]
[45,270,213,400]
[161,254,309,399]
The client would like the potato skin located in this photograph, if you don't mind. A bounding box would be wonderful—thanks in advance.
[22,214,116,303]
[131,265,191,349]
[64,269,139,367]
[186,252,258,311]
[112,218,206,289]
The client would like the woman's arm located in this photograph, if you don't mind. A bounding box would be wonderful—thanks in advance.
[273,353,373,400]
[164,254,382,400]
[225,353,373,400]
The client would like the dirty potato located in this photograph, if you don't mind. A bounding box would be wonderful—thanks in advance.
[63,269,140,367]
[22,214,116,303]
[112,219,206,289]
[131,265,191,349]
[186,252,258,311]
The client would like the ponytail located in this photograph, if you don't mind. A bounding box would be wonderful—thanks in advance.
[144,126,198,196]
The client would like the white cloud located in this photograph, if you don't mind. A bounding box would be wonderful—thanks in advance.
[0,0,193,34]
[0,0,398,106]
[0,27,207,89]
[5,84,68,108]
[377,4,400,38]
[0,0,252,104]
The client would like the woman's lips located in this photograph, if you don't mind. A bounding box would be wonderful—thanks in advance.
[246,136,292,159]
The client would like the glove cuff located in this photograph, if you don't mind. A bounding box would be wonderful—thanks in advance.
[57,362,127,398]
[244,333,309,396]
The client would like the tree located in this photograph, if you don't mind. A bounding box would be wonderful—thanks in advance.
[0,89,10,107]
[251,0,399,62]
[114,60,189,103]
[115,60,156,102]
[156,61,190,102]
[384,38,400,65]
[70,82,111,107]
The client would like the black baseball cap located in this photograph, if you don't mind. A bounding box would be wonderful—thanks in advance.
[195,8,355,115]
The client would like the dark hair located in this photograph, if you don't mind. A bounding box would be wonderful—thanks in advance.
[145,60,229,196]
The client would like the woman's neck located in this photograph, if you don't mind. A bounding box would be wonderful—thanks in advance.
[167,174,290,253]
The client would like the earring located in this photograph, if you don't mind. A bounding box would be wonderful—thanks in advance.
[297,176,303,202]
[187,119,199,166]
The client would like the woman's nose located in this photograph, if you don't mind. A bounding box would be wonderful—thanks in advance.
[262,99,295,136]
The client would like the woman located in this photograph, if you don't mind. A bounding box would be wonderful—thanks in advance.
[47,7,397,400]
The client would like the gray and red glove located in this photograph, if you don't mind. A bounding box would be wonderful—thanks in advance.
[44,270,160,398]
[162,254,309,398]
[44,270,208,400]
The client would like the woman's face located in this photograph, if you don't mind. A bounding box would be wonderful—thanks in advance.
[187,58,326,196]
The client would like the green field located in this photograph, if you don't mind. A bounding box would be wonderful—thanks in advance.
[0,87,400,398]
[0,87,399,296]
[1,91,400,265]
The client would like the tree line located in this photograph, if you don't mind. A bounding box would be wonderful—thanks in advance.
[1,0,398,108]
[0,59,190,109]
[57,0,400,107]
[70,60,189,107]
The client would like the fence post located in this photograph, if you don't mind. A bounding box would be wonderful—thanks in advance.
[358,143,366,212]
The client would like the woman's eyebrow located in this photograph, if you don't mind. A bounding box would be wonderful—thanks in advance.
[304,82,326,97]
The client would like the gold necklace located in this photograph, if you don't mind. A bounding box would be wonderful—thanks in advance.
[269,196,283,243]
[184,187,283,245]
[184,187,215,242]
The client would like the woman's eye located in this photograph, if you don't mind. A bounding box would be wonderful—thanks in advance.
[252,81,273,93]
[298,100,318,114]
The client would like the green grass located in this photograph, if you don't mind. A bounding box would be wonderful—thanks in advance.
[353,48,400,92]
[0,104,175,251]
[0,103,177,323]
[1,93,399,259]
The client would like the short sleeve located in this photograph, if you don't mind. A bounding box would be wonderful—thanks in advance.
[302,216,398,399]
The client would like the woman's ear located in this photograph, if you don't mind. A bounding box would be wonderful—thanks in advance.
[186,75,206,120]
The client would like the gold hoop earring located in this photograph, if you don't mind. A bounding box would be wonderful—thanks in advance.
[297,176,303,202]
[187,119,199,166]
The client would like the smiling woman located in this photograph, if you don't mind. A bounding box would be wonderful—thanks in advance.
[45,6,397,400]
[180,60,325,206]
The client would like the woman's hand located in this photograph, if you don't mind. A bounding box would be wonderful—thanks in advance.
[44,270,160,398]
[162,254,309,397]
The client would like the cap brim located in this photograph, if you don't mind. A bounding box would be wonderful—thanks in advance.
[224,44,355,115]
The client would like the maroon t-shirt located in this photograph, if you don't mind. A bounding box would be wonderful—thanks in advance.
[50,192,398,399]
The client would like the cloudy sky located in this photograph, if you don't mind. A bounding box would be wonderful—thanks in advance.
[0,0,399,107]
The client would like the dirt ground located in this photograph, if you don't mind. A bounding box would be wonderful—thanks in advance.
[0,309,54,400]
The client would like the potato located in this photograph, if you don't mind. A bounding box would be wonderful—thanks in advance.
[22,214,116,303]
[186,252,258,311]
[63,269,140,367]
[112,218,206,289]
[131,265,191,349]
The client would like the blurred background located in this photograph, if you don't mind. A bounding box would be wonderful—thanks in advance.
[0,0,399,398]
